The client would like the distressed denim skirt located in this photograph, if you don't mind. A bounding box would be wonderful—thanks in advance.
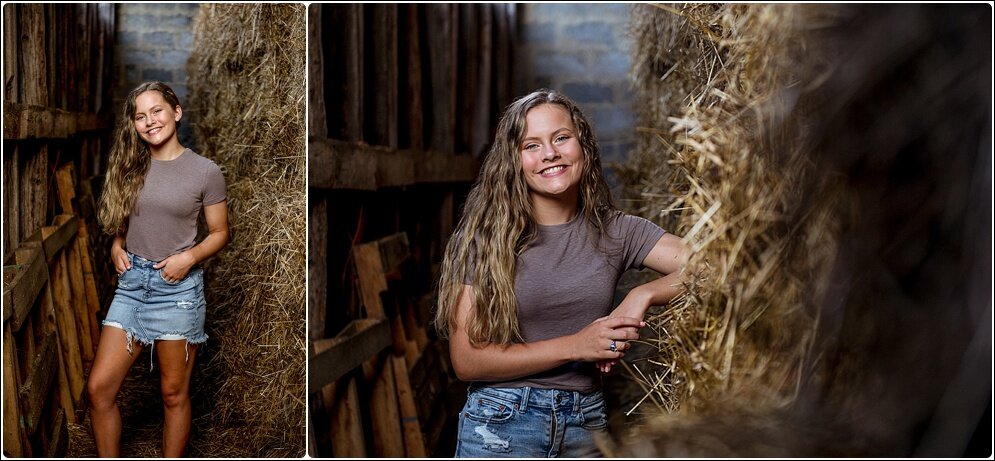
[455,386,608,458]
[102,252,208,359]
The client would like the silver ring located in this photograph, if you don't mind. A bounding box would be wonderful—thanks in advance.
[609,340,617,352]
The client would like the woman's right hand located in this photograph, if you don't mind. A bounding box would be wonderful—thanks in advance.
[568,316,644,362]
[111,240,130,275]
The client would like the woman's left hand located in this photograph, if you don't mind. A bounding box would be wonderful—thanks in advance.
[153,251,197,283]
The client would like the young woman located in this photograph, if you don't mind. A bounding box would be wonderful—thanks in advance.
[436,89,689,457]
[88,81,229,457]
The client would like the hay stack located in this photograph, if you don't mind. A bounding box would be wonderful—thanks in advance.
[186,4,306,457]
[613,3,990,457]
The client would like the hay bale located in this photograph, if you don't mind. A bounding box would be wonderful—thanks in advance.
[613,3,990,456]
[185,4,306,457]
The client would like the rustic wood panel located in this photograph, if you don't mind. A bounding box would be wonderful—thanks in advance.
[425,4,458,154]
[18,332,58,436]
[308,4,326,139]
[370,358,404,457]
[308,138,479,190]
[308,319,390,391]
[392,354,426,457]
[404,4,424,150]
[3,241,48,330]
[308,194,327,341]
[20,3,47,106]
[329,376,366,457]
[3,102,109,140]
[19,144,48,240]
[3,3,20,103]
[368,4,398,148]
[2,145,20,253]
[2,326,25,456]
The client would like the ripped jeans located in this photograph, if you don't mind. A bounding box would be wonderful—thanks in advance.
[455,386,608,458]
[101,252,208,367]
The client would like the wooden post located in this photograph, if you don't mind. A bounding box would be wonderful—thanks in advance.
[308,194,327,341]
[75,222,101,347]
[330,376,367,457]
[370,358,404,457]
[392,354,426,457]
[40,280,76,425]
[2,326,25,457]
[3,3,20,103]
[48,247,85,405]
[308,4,327,139]
[21,3,49,106]
[20,145,48,241]
[405,4,424,150]
[426,4,457,154]
[370,3,398,148]
[66,234,94,361]
[2,146,20,260]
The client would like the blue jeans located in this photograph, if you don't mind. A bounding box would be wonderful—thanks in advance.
[455,386,608,458]
[102,252,208,364]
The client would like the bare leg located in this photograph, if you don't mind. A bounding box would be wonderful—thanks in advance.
[157,340,198,457]
[87,327,143,458]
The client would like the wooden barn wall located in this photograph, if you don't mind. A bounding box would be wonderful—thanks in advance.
[2,3,116,457]
[307,4,516,457]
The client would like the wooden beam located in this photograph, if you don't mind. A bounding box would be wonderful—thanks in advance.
[370,358,404,457]
[17,332,58,436]
[330,376,366,457]
[2,326,25,457]
[353,240,387,319]
[3,102,109,140]
[392,354,426,457]
[308,138,479,190]
[308,4,327,138]
[308,318,390,391]
[3,241,48,330]
[308,193,327,341]
[39,215,78,262]
[49,249,84,406]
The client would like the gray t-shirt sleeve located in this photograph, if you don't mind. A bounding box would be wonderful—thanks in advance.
[616,213,667,270]
[203,161,227,206]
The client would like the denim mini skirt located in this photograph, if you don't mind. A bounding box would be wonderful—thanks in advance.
[455,386,608,458]
[102,252,208,360]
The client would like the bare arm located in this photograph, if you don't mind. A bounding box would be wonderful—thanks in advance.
[610,232,690,321]
[449,284,644,382]
[598,233,689,373]
[154,200,230,282]
[111,233,130,274]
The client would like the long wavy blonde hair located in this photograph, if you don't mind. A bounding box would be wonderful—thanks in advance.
[98,82,182,235]
[435,89,616,346]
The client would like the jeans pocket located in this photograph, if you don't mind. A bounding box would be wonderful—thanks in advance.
[580,395,608,430]
[463,391,516,424]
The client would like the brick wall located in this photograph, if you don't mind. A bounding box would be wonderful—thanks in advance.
[113,3,198,149]
[515,3,634,188]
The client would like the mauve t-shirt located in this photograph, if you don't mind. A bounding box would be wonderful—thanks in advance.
[468,211,667,392]
[125,148,226,261]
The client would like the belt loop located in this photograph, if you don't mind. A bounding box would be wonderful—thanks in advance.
[520,387,530,412]
[573,391,581,413]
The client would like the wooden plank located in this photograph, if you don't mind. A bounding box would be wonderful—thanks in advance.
[308,318,390,391]
[330,376,366,457]
[308,4,327,138]
[21,3,47,106]
[54,162,75,215]
[471,5,494,157]
[3,3,19,103]
[2,145,20,253]
[40,215,78,262]
[17,332,57,436]
[66,230,94,361]
[308,194,327,341]
[405,4,424,150]
[3,102,108,140]
[493,4,513,117]
[308,138,479,190]
[426,4,457,154]
[370,4,398,148]
[49,249,84,406]
[20,144,47,239]
[404,304,429,351]
[95,4,114,113]
[370,358,404,457]
[378,232,410,273]
[2,325,25,457]
[457,4,479,156]
[75,220,101,348]
[3,241,48,330]
[392,354,426,457]
[353,240,387,319]
[45,407,68,458]
[39,280,75,425]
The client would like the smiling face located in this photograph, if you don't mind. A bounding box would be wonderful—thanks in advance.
[520,103,586,203]
[133,90,182,148]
